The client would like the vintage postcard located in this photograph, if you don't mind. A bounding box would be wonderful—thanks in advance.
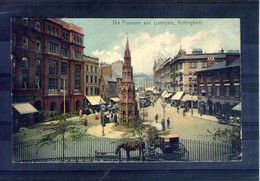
[11,18,241,162]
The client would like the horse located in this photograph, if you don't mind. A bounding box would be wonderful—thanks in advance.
[115,140,145,161]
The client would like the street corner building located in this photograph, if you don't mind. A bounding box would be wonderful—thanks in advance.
[119,38,139,123]
[11,18,84,115]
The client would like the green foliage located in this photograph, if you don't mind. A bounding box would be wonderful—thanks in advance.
[208,119,241,153]
[34,110,57,122]
[146,127,159,147]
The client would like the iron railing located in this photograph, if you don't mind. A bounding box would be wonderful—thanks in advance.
[13,138,240,162]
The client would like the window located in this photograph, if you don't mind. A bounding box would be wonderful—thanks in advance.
[179,63,183,69]
[179,73,183,81]
[90,76,93,83]
[35,60,40,89]
[91,66,93,73]
[21,57,28,88]
[207,75,211,82]
[180,84,183,91]
[189,62,197,68]
[74,36,77,43]
[215,86,220,96]
[60,79,67,92]
[86,65,88,72]
[55,28,58,36]
[95,76,97,83]
[61,48,68,57]
[95,88,98,95]
[35,22,41,31]
[62,32,65,40]
[86,87,88,95]
[95,67,97,73]
[234,72,240,80]
[208,86,212,96]
[86,75,88,83]
[22,36,28,49]
[48,42,58,54]
[200,76,203,83]
[201,61,207,68]
[193,73,197,81]
[189,62,192,68]
[49,60,57,75]
[47,25,51,33]
[194,84,197,93]
[225,86,230,96]
[51,27,55,35]
[35,40,41,52]
[189,73,192,81]
[200,86,204,94]
[189,84,192,92]
[75,65,80,78]
[90,87,93,95]
[74,50,81,59]
[234,85,240,97]
[74,80,80,92]
[224,72,230,81]
[48,78,57,92]
[216,74,220,81]
[65,33,68,40]
[61,62,67,76]
[21,18,28,26]
[102,85,104,91]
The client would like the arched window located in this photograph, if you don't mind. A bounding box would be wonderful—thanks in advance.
[21,57,28,88]
[50,102,57,111]
[35,40,41,52]
[194,84,197,93]
[189,73,192,81]
[35,22,41,31]
[189,84,192,92]
[35,59,41,89]
[179,73,183,81]
[180,84,183,91]
[22,36,28,49]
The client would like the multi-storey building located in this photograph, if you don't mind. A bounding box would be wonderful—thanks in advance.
[12,18,84,113]
[111,60,123,78]
[197,53,241,116]
[154,48,227,95]
[111,71,122,97]
[133,73,154,91]
[83,55,99,96]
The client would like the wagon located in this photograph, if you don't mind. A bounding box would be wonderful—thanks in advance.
[144,134,189,161]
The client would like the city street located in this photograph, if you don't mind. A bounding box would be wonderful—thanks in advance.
[143,98,233,142]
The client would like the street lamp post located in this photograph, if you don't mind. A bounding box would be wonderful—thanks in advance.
[161,102,167,120]
[141,99,145,122]
[99,100,105,136]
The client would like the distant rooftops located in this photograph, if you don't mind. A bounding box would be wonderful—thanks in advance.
[102,75,116,82]
[111,71,122,79]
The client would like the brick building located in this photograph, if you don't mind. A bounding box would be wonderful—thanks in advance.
[197,53,241,116]
[12,18,84,113]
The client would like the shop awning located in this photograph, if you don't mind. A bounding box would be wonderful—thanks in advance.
[110,97,120,102]
[164,92,172,99]
[161,90,167,98]
[12,102,38,114]
[86,96,106,106]
[232,102,241,111]
[153,89,160,94]
[171,92,184,100]
[145,88,153,92]
[181,94,198,102]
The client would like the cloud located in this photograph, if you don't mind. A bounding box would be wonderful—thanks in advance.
[92,26,240,74]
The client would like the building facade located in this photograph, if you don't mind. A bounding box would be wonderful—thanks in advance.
[111,60,123,78]
[12,18,84,113]
[119,39,139,123]
[154,48,227,95]
[83,55,99,97]
[197,53,241,116]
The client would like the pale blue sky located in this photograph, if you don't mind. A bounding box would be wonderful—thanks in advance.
[62,18,240,74]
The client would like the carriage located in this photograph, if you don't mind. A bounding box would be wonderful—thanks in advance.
[95,134,189,162]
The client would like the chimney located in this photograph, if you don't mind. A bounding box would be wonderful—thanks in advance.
[207,57,215,68]
[226,53,240,66]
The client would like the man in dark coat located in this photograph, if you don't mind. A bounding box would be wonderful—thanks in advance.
[167,117,170,128]
[161,119,165,131]
[155,114,159,123]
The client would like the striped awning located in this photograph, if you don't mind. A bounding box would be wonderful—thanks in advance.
[12,102,38,114]
[181,94,198,101]
[86,96,106,106]
[110,97,120,102]
[171,92,184,100]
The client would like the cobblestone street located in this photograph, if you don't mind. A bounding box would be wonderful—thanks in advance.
[143,98,233,142]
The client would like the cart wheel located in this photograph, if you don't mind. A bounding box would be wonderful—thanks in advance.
[144,147,159,161]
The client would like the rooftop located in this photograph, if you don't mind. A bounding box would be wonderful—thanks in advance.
[111,71,122,79]
[102,75,116,82]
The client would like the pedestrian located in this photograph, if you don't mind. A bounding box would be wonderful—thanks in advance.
[111,113,113,119]
[83,118,88,126]
[114,114,118,124]
[183,109,185,117]
[161,119,165,131]
[155,114,158,123]
[177,107,179,114]
[167,117,170,128]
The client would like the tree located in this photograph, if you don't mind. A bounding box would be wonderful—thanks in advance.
[146,126,159,147]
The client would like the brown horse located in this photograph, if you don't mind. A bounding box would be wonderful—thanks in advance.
[115,140,145,161]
